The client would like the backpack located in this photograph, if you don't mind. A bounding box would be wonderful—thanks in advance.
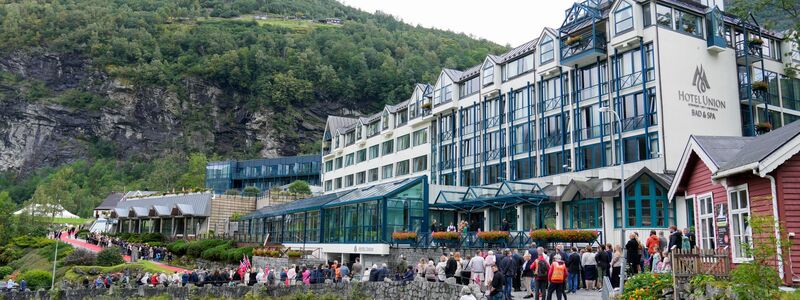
[550,263,566,283]
[534,258,549,278]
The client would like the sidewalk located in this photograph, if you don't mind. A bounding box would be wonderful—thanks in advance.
[58,235,188,273]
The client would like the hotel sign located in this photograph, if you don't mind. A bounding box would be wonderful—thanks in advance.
[678,65,727,120]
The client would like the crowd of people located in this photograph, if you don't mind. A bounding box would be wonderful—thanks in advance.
[86,233,173,262]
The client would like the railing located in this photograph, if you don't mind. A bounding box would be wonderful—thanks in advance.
[398,231,603,250]
[541,96,561,112]
[483,148,503,161]
[734,40,763,59]
[610,114,656,132]
[541,133,567,148]
[439,160,455,170]
[561,30,607,61]
[576,82,608,103]
[511,107,531,121]
[671,248,731,295]
[575,123,609,140]
[612,71,645,92]
[484,115,502,129]
[439,130,454,142]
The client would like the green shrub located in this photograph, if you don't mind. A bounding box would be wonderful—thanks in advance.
[167,240,188,256]
[63,248,97,266]
[18,270,51,290]
[76,229,90,239]
[0,266,13,279]
[0,247,23,265]
[186,239,227,258]
[11,236,53,248]
[287,180,311,194]
[621,272,673,300]
[242,186,260,197]
[731,262,781,300]
[201,242,232,261]
[96,248,125,266]
[140,233,164,243]
[225,246,253,263]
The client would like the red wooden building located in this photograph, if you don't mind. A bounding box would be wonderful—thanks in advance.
[668,121,800,285]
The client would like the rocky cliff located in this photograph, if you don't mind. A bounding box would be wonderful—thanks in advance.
[0,51,327,174]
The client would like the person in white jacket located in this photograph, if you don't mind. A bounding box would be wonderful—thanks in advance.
[256,268,266,284]
[484,251,496,290]
[436,256,447,281]
[287,265,296,285]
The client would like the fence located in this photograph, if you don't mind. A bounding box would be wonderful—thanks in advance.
[671,248,731,298]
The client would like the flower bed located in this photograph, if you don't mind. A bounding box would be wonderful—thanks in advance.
[392,231,417,241]
[477,231,509,242]
[286,250,303,259]
[752,80,769,92]
[431,231,460,241]
[528,229,598,243]
[621,272,673,300]
[253,247,282,258]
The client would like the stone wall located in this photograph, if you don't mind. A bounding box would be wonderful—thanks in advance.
[5,281,464,300]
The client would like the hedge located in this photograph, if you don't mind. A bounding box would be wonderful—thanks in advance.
[37,241,74,262]
[186,239,228,258]
[224,246,253,263]
[63,248,97,266]
[201,242,233,261]
[97,248,125,266]
[0,266,13,279]
[167,240,188,256]
[19,270,51,290]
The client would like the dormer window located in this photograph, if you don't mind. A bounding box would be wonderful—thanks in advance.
[483,63,494,86]
[382,110,390,130]
[615,2,633,34]
[540,36,554,64]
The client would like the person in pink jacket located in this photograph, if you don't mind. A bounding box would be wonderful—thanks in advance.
[302,267,311,285]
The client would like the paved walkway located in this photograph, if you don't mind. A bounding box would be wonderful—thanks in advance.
[58,235,188,273]
[511,288,602,300]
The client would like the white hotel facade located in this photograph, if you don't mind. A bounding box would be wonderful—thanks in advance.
[304,0,800,250]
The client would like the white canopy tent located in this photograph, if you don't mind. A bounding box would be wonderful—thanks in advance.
[13,203,80,219]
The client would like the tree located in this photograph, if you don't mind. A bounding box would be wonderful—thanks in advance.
[0,192,16,244]
[287,180,311,194]
[242,186,261,197]
[176,153,208,189]
[96,248,125,266]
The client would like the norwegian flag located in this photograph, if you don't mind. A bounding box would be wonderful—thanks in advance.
[243,254,251,269]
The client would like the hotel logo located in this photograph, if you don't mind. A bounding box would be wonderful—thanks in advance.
[692,65,711,94]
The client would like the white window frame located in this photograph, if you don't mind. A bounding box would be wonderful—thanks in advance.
[697,192,716,250]
[727,184,753,263]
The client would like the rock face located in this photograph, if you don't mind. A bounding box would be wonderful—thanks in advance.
[0,51,326,173]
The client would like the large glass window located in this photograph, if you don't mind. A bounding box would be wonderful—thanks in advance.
[461,169,479,187]
[382,140,394,156]
[345,174,354,187]
[544,151,568,176]
[356,171,366,185]
[656,5,673,28]
[396,160,410,176]
[413,155,428,172]
[676,9,703,37]
[698,194,715,249]
[460,76,480,97]
[369,145,379,159]
[356,149,366,163]
[367,122,380,137]
[729,186,752,261]
[615,2,634,34]
[412,129,428,146]
[368,168,379,182]
[484,163,503,185]
[513,158,534,180]
[345,153,354,167]
[325,160,333,172]
[489,207,517,231]
[382,164,393,179]
[563,198,602,229]
[614,176,670,228]
[483,63,494,86]
[512,124,531,155]
[335,157,343,169]
[502,54,534,81]
[396,109,408,127]
[397,134,410,151]
[540,36,554,63]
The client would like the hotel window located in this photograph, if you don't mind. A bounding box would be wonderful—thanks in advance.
[413,155,428,172]
[460,76,480,97]
[382,111,390,130]
[382,140,394,155]
[511,89,530,120]
[698,194,715,249]
[512,124,530,155]
[461,169,479,187]
[368,168,379,182]
[623,135,648,163]
[502,54,534,81]
[368,145,379,159]
[615,2,634,34]
[345,153,354,167]
[642,3,652,26]
[345,131,355,146]
[484,163,503,185]
[335,157,343,169]
[335,177,342,189]
[325,180,332,191]
[367,121,380,137]
[577,63,607,102]
[656,5,673,28]
[396,109,408,127]
[729,185,753,261]
[382,164,393,179]
[676,9,703,37]
[563,198,602,229]
[483,63,494,86]
[396,134,410,151]
[513,158,534,180]
[578,144,604,171]
[356,171,366,185]
[356,127,362,140]
[412,129,428,146]
[325,161,333,172]
[345,174,354,187]
[396,160,410,176]
[614,176,670,228]
[544,151,568,176]
[356,149,367,163]
[540,36,554,64]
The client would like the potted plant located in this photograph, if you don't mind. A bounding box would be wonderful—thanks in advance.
[756,122,772,133]
[529,229,599,243]
[752,80,769,92]
[392,231,418,242]
[749,37,764,49]
[421,102,432,109]
[477,231,510,242]
[286,250,303,259]
[431,231,460,241]
[565,35,582,48]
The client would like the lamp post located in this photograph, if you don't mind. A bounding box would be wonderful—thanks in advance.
[51,198,61,291]
[599,105,626,291]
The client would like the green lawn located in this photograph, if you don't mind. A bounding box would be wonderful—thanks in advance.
[52,217,92,226]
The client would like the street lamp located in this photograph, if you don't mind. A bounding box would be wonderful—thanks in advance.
[51,199,61,291]
[598,105,627,291]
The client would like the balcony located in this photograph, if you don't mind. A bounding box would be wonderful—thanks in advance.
[561,30,607,66]
[439,130,454,142]
[483,148,503,161]
[575,123,609,141]
[484,115,502,129]
[541,132,567,149]
[734,40,763,65]
[541,96,562,113]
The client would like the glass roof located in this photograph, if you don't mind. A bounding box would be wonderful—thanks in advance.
[323,177,423,207]
[433,180,548,210]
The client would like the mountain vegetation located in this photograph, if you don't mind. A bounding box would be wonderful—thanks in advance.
[0,0,506,216]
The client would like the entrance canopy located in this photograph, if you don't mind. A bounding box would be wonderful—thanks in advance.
[432,180,548,211]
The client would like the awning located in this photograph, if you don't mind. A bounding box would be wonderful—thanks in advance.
[432,180,548,211]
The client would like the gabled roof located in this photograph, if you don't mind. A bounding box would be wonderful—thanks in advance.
[325,116,359,135]
[668,121,800,199]
[442,68,464,81]
[498,38,538,64]
[561,178,615,200]
[610,167,673,193]
[455,64,482,83]
[114,192,213,217]
[96,192,124,210]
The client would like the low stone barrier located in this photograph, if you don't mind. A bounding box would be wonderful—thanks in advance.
[3,280,464,300]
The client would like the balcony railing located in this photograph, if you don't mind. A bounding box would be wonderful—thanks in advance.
[483,148,503,161]
[609,114,657,133]
[612,71,645,92]
[484,115,503,129]
[439,130,454,142]
[400,230,603,250]
[541,96,562,112]
[511,107,531,121]
[575,123,610,141]
[561,31,607,63]
[734,40,763,59]
[439,159,455,170]
[541,132,567,149]
[576,82,608,103]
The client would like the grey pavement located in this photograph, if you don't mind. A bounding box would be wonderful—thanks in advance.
[511,288,602,300]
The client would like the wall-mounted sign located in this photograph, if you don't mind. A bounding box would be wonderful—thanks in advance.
[715,203,730,249]
[678,65,727,120]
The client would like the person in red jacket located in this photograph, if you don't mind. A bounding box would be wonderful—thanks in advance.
[547,254,568,300]
[646,230,660,271]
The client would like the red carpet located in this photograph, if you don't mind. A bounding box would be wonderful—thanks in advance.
[59,235,188,273]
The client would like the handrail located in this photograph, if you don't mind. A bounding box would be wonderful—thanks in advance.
[562,30,607,60]
[400,230,603,250]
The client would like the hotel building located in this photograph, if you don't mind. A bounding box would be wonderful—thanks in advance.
[239,0,800,264]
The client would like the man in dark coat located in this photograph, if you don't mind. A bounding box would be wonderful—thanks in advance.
[625,234,641,274]
[498,249,516,300]
[566,247,582,293]
[512,249,524,291]
[667,225,683,252]
[445,254,457,278]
